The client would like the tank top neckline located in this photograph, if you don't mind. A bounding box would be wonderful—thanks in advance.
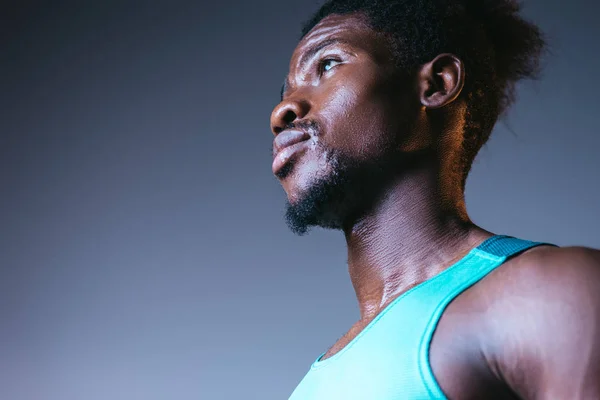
[310,233,503,369]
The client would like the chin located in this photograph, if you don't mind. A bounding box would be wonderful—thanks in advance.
[281,149,407,235]
[281,160,334,206]
[283,163,356,235]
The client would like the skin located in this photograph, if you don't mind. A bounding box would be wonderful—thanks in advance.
[270,13,600,399]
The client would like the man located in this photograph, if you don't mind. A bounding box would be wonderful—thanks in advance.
[270,0,600,399]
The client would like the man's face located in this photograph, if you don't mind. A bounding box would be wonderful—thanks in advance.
[270,13,421,234]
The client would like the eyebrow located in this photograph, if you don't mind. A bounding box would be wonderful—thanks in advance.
[299,38,351,68]
[280,38,352,101]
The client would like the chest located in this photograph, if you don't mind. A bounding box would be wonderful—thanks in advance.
[294,290,514,400]
[288,238,549,399]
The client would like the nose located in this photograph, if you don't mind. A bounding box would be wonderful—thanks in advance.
[270,97,310,136]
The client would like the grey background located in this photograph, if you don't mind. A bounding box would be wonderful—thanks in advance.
[1,1,599,399]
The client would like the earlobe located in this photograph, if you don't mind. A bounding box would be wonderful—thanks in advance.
[418,54,465,109]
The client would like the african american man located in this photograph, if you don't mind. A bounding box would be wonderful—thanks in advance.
[269,0,600,399]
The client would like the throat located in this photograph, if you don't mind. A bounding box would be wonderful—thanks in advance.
[345,201,492,320]
[320,227,494,363]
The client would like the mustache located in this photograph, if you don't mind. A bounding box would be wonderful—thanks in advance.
[270,119,323,159]
[282,120,322,137]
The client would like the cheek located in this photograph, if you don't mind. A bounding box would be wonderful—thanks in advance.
[319,76,398,159]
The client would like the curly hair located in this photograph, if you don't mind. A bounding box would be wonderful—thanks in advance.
[301,0,547,191]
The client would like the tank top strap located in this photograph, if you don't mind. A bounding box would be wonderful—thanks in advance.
[417,234,559,398]
[476,235,559,259]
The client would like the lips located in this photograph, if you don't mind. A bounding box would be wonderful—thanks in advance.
[272,130,310,176]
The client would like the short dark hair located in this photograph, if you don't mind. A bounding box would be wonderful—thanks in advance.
[301,0,546,191]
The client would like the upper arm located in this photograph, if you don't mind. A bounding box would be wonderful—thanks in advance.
[485,246,600,400]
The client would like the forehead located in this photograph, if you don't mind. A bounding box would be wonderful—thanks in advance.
[290,13,383,65]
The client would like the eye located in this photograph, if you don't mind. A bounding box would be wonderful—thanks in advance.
[318,58,341,75]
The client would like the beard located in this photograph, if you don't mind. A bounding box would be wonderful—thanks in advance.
[284,142,414,235]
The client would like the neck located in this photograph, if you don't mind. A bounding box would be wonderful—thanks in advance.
[343,164,493,321]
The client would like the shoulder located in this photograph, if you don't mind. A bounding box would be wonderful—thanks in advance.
[505,243,600,275]
[487,245,600,315]
[478,244,600,399]
[493,244,600,295]
[473,244,600,303]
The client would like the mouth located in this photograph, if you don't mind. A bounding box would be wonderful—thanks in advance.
[272,130,310,177]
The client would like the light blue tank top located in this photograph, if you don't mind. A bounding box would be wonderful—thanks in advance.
[288,235,557,399]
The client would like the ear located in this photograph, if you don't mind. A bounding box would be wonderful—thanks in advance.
[417,54,465,109]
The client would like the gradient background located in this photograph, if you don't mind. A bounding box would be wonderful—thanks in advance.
[2,1,599,399]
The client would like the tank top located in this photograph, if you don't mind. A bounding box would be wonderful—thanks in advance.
[288,235,557,399]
